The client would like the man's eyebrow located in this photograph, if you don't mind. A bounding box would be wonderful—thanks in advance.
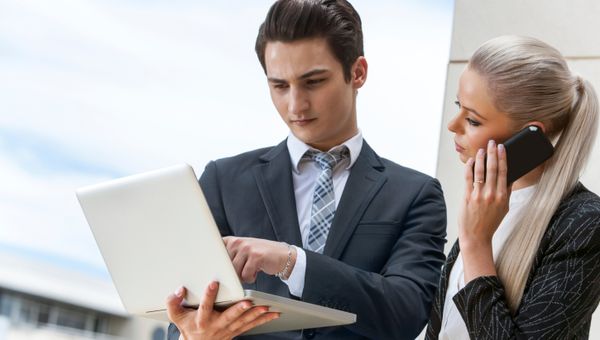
[267,69,330,83]
[267,77,286,83]
[299,69,329,79]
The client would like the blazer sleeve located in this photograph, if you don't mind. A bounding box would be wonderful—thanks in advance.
[198,160,233,236]
[302,178,447,340]
[452,205,600,339]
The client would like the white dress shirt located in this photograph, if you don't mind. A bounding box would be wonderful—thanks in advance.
[439,184,537,339]
[281,131,363,297]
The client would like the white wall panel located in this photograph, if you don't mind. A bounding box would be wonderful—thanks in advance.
[451,0,600,61]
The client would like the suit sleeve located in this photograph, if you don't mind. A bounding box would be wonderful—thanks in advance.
[452,206,600,339]
[302,178,447,340]
[167,161,231,340]
[198,161,232,236]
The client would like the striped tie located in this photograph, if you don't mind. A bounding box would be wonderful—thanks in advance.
[304,147,349,253]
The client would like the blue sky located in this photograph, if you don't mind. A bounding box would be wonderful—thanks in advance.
[0,0,454,283]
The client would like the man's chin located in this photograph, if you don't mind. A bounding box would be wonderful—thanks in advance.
[290,129,317,143]
[294,134,331,151]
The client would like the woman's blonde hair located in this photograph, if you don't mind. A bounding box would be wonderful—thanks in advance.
[468,35,599,313]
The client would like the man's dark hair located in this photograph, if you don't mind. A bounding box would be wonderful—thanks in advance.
[255,0,364,82]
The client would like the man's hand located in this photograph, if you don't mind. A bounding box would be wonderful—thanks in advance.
[166,281,279,340]
[223,237,297,283]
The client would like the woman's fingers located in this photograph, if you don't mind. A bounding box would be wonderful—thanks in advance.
[485,140,498,190]
[496,143,509,194]
[464,157,475,198]
[473,148,486,192]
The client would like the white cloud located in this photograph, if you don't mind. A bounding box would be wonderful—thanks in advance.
[0,148,110,268]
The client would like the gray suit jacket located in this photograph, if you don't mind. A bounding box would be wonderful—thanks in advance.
[169,140,447,339]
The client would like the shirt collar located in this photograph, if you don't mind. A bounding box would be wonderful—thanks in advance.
[287,130,363,173]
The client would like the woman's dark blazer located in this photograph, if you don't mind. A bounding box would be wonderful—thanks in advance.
[426,183,600,339]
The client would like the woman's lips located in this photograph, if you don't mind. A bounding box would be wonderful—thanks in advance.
[454,142,465,152]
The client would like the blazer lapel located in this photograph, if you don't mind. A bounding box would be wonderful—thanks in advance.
[323,141,387,259]
[441,241,460,298]
[429,241,460,335]
[252,140,303,247]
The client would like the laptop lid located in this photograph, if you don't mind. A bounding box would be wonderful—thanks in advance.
[76,163,245,315]
[77,164,357,334]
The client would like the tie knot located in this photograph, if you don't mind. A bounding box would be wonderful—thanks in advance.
[304,147,349,171]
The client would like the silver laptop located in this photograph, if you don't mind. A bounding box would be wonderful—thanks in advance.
[76,163,356,335]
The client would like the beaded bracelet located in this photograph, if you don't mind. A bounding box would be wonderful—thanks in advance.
[275,243,293,279]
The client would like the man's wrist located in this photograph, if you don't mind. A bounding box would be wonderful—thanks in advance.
[275,242,297,280]
[283,245,297,280]
[281,246,305,297]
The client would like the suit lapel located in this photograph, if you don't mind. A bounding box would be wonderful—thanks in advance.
[252,141,303,247]
[323,142,387,259]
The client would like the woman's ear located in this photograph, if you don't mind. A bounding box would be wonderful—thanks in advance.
[523,121,547,134]
[352,56,368,89]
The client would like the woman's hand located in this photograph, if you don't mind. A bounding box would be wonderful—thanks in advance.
[458,139,511,282]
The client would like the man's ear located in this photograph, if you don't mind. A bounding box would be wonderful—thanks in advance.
[351,56,368,89]
[523,121,547,134]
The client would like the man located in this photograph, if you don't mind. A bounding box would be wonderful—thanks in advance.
[166,1,446,339]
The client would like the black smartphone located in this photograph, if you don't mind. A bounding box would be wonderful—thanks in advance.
[474,125,554,184]
[503,125,554,183]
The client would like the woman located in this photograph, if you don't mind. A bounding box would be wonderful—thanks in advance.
[426,35,600,339]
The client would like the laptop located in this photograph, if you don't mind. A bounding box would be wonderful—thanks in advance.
[76,163,356,335]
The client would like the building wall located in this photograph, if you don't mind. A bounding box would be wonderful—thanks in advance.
[436,0,600,337]
[112,317,167,340]
[0,288,167,340]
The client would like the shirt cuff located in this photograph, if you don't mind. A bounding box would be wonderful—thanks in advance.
[281,246,306,297]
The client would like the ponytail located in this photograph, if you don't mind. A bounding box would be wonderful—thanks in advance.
[468,35,599,312]
[497,77,598,312]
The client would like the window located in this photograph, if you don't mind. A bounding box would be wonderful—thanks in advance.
[19,301,38,324]
[56,308,87,330]
[0,290,115,335]
[0,291,12,317]
[94,315,109,334]
[37,304,50,325]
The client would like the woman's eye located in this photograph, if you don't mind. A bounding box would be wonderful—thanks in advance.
[466,118,481,127]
